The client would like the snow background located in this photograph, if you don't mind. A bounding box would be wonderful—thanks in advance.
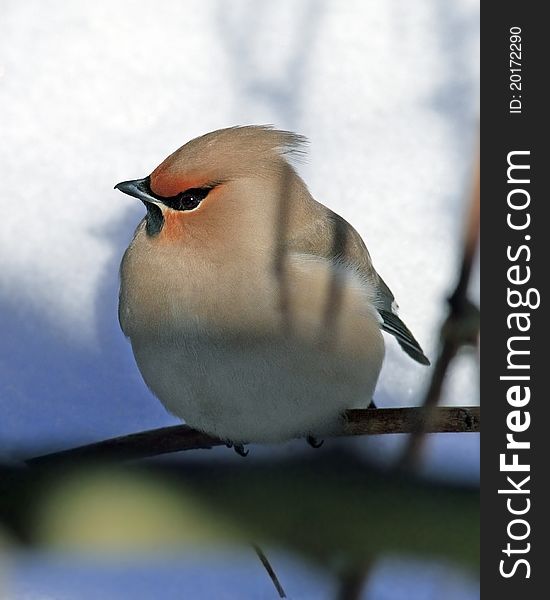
[0,0,479,598]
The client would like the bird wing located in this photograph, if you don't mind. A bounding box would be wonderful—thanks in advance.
[285,201,430,366]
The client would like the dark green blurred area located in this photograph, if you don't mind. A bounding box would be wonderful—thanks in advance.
[0,451,479,576]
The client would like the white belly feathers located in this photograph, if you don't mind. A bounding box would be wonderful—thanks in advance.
[120,239,384,443]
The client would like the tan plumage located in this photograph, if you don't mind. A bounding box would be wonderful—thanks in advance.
[116,126,428,445]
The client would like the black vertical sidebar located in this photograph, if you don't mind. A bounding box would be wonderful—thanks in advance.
[482,3,548,597]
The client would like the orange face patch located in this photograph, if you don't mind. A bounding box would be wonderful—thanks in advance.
[156,209,187,240]
[154,187,221,242]
[150,166,208,198]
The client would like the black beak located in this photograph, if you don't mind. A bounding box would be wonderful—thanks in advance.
[114,177,161,205]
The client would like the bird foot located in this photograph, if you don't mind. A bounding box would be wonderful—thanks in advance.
[368,399,377,409]
[306,435,324,449]
[227,442,249,457]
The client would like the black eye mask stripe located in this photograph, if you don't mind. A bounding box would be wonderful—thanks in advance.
[141,176,213,210]
[116,176,216,236]
[162,187,211,211]
[140,176,215,236]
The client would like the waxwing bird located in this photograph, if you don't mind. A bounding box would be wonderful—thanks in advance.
[116,126,429,451]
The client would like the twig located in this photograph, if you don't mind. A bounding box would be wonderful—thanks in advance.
[273,163,294,334]
[253,544,287,598]
[345,406,479,436]
[25,406,479,466]
[336,564,372,600]
[399,157,480,470]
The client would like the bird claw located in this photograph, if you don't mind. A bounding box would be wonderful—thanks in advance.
[307,435,324,449]
[233,443,249,457]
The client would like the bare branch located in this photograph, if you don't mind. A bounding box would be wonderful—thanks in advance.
[253,544,287,599]
[336,562,373,600]
[273,163,294,334]
[345,406,479,436]
[25,406,479,466]
[399,155,480,470]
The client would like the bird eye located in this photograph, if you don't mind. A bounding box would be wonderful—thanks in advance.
[173,188,211,211]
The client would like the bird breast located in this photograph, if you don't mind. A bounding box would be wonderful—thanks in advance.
[119,227,385,442]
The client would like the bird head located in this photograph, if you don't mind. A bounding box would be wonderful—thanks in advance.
[115,126,309,241]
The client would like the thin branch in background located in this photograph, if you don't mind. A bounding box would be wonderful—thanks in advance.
[25,406,479,467]
[253,544,287,599]
[273,163,294,335]
[336,563,372,600]
[321,215,349,349]
[452,158,481,310]
[399,155,480,471]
